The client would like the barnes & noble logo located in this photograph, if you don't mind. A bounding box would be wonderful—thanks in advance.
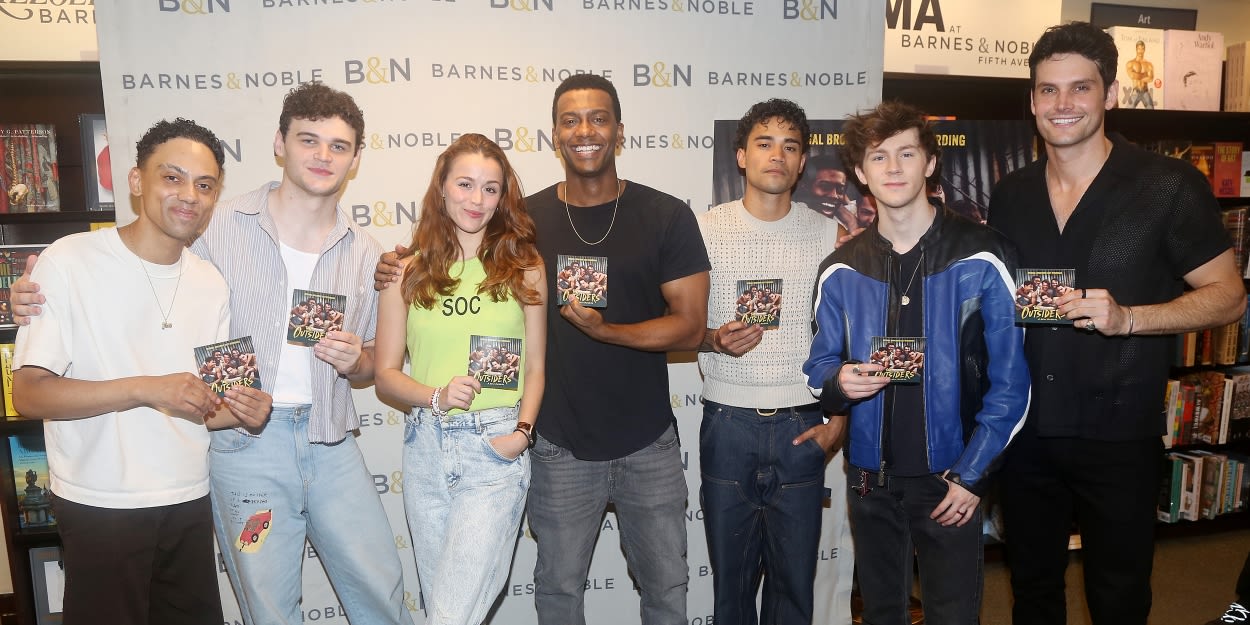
[494,127,554,153]
[782,0,834,20]
[633,62,692,88]
[491,0,552,10]
[158,0,230,14]
[365,130,467,151]
[431,63,613,84]
[582,0,755,16]
[352,200,420,228]
[345,57,412,85]
[121,67,323,90]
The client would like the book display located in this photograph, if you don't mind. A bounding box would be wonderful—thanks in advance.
[0,125,59,214]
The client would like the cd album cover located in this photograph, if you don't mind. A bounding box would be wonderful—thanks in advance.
[287,289,346,346]
[1014,268,1076,324]
[468,335,522,390]
[194,336,261,396]
[869,336,926,384]
[556,254,607,308]
[734,279,782,329]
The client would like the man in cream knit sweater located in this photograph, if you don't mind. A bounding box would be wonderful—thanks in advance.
[696,99,843,625]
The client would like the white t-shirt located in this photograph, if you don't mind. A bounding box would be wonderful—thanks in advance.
[271,241,316,406]
[13,228,230,509]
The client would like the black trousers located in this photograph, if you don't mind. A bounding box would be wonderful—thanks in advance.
[999,424,1162,625]
[53,494,223,625]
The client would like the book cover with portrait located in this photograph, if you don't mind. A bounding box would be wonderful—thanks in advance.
[193,336,261,396]
[287,289,347,346]
[555,254,607,308]
[1014,268,1076,325]
[734,278,782,330]
[0,124,60,213]
[468,335,522,391]
[869,336,925,385]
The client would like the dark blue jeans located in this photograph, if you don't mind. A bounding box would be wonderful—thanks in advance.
[699,400,827,625]
[847,468,983,625]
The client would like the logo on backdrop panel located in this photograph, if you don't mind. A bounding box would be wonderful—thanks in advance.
[157,0,231,14]
[781,0,836,20]
[579,0,755,17]
[344,57,413,86]
[430,63,613,84]
[490,0,554,10]
[629,62,868,89]
[121,67,324,90]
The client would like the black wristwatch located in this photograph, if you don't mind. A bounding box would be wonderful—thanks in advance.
[515,421,537,449]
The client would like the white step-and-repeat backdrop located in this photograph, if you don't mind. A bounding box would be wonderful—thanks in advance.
[94,2,883,623]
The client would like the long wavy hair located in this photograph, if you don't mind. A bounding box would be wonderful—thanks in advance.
[402,133,541,309]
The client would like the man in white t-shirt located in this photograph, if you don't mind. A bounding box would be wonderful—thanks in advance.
[12,119,272,625]
[696,99,844,624]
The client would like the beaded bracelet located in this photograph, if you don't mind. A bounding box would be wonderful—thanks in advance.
[430,386,449,417]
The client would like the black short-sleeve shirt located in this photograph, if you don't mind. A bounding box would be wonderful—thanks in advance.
[987,134,1231,440]
[529,181,711,460]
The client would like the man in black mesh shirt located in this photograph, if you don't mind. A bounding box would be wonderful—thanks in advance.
[987,22,1246,625]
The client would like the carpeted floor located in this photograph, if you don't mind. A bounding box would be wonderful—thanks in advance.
[978,528,1250,625]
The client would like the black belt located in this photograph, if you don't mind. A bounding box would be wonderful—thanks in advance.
[755,402,821,416]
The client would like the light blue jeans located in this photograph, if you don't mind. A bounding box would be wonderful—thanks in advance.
[209,405,411,625]
[528,424,689,625]
[403,405,530,625]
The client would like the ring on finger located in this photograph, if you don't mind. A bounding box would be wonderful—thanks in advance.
[1085,319,1096,331]
[852,365,862,375]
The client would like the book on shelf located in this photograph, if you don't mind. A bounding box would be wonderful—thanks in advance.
[1162,30,1223,111]
[1,342,15,419]
[1193,451,1227,520]
[1226,41,1250,113]
[1224,368,1250,444]
[0,124,59,213]
[1243,150,1250,198]
[1213,143,1244,198]
[8,434,55,530]
[1158,453,1186,523]
[1190,144,1216,188]
[1107,26,1166,110]
[0,244,47,329]
[1172,452,1204,521]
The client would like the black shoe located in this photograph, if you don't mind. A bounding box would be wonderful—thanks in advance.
[1206,602,1250,624]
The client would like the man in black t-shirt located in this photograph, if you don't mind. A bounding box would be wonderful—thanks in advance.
[987,22,1246,625]
[521,74,709,625]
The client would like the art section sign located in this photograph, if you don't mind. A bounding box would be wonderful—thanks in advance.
[884,0,1061,78]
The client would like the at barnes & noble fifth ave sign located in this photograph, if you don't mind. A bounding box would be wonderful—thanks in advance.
[885,0,1062,79]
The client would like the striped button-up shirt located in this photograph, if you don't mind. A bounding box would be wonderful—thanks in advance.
[192,182,383,443]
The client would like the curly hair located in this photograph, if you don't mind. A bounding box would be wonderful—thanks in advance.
[551,74,622,125]
[840,101,939,181]
[135,118,225,170]
[1029,21,1118,93]
[734,99,810,153]
[278,82,365,149]
[402,133,541,310]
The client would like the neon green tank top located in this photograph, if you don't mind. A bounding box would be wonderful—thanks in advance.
[406,258,526,414]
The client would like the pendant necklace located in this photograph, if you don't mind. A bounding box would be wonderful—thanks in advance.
[564,180,624,246]
[137,246,184,330]
[899,250,924,306]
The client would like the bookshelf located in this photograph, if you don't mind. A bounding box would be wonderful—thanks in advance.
[0,59,110,625]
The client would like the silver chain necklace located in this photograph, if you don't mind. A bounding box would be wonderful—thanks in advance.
[563,180,623,246]
[899,250,924,306]
[137,248,184,330]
